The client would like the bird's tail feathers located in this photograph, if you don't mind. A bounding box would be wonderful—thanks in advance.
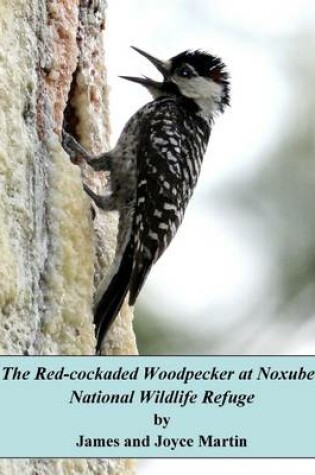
[94,243,133,352]
[129,259,152,306]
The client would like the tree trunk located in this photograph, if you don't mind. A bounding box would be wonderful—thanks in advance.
[0,0,137,472]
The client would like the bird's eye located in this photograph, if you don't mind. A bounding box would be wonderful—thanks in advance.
[177,67,193,78]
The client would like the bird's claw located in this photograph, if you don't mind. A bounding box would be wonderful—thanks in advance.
[62,129,78,162]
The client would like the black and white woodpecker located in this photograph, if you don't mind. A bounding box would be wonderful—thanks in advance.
[63,47,230,351]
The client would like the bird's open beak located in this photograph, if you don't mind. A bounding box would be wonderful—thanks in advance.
[119,75,163,89]
[130,46,169,76]
[119,46,170,89]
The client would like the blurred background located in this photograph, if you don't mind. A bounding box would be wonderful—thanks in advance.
[106,0,315,357]
[105,0,315,473]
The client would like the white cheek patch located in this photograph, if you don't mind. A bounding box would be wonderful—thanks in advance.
[173,76,223,114]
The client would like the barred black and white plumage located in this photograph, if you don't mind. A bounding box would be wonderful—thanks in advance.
[62,47,230,352]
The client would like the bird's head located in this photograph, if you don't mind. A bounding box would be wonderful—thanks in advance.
[120,47,230,116]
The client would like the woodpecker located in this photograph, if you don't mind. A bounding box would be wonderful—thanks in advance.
[63,47,230,351]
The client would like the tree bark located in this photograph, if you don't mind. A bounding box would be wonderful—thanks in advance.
[0,0,136,472]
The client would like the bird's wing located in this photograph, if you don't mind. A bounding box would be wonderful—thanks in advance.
[129,98,186,305]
